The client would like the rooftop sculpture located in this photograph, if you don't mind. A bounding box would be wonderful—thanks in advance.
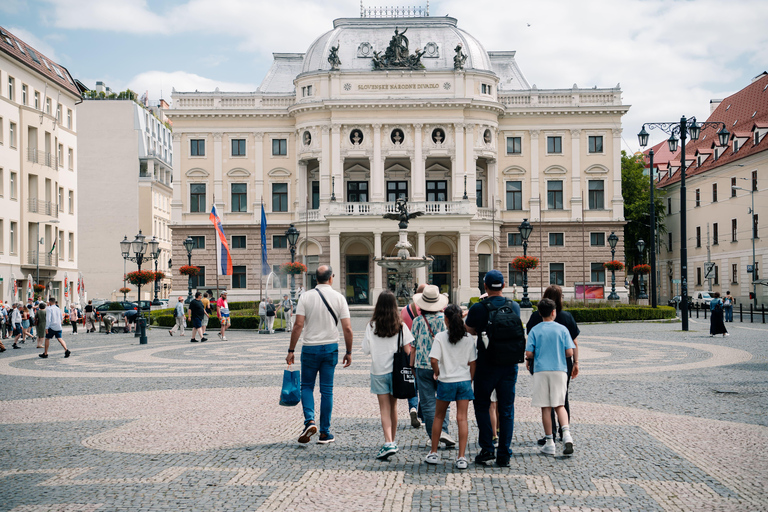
[372,28,426,70]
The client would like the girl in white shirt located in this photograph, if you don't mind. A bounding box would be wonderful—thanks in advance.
[425,304,477,469]
[362,290,414,460]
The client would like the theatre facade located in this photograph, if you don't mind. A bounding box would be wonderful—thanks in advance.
[168,15,628,305]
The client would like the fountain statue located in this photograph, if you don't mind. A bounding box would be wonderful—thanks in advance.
[376,198,432,305]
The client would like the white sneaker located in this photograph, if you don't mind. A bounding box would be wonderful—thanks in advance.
[439,432,456,447]
[540,438,556,455]
[562,431,574,455]
[424,452,440,464]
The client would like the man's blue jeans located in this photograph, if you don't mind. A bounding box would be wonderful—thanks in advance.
[473,362,518,462]
[415,368,450,439]
[724,306,733,322]
[300,343,338,435]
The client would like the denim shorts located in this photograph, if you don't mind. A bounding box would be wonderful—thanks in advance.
[45,329,63,339]
[370,373,393,395]
[192,317,203,329]
[436,380,474,402]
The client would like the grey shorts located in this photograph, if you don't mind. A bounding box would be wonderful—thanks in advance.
[370,373,393,395]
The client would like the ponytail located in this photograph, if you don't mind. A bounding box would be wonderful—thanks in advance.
[443,304,466,345]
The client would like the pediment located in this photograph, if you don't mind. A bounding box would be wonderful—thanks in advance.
[268,168,292,177]
[385,163,410,173]
[426,162,450,173]
[502,166,526,176]
[185,168,209,178]
[227,168,251,178]
[347,163,371,172]
[543,165,567,175]
[584,165,608,175]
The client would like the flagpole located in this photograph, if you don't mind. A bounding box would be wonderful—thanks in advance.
[214,194,220,298]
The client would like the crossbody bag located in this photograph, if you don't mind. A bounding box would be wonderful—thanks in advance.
[315,288,338,326]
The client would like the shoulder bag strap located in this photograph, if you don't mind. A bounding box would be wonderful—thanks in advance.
[421,310,435,339]
[315,288,339,326]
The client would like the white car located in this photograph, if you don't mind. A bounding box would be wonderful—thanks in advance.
[693,291,714,308]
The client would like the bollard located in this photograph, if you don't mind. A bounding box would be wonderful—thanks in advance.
[750,303,753,323]
[696,303,700,318]
[763,304,765,324]
[740,303,743,322]
[704,305,708,320]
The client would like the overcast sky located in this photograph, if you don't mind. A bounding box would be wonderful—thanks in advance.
[3,0,767,152]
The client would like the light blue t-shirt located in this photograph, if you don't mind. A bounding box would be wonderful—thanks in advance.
[525,321,575,373]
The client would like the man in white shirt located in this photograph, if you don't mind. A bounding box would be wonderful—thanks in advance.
[287,266,353,445]
[40,297,70,358]
[11,304,24,349]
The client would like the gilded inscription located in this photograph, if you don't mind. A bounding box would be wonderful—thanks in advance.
[356,83,440,91]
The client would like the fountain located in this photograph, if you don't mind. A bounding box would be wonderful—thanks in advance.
[375,198,433,305]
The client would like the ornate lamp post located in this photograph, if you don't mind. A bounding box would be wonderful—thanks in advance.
[151,236,162,305]
[638,117,730,330]
[607,231,620,300]
[636,239,647,300]
[518,218,534,308]
[183,236,195,304]
[285,224,300,305]
[120,236,129,301]
[120,230,158,345]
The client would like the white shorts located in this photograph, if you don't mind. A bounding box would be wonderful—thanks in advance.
[531,371,568,408]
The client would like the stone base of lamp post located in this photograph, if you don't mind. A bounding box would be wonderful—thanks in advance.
[518,307,534,325]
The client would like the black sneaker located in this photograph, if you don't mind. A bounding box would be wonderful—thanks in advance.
[298,422,317,444]
[64,350,71,358]
[495,458,510,467]
[200,337,207,342]
[38,353,48,358]
[537,437,547,446]
[474,449,495,464]
[12,343,20,349]
[190,339,199,343]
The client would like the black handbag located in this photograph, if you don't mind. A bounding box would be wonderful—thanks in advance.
[392,327,416,399]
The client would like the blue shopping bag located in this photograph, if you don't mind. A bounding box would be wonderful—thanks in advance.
[279,366,301,406]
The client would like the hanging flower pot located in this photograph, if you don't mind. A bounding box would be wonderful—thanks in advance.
[153,271,166,281]
[119,287,132,294]
[33,284,46,293]
[279,261,308,275]
[126,270,154,286]
[633,264,651,275]
[511,256,539,272]
[603,260,625,272]
[179,265,201,277]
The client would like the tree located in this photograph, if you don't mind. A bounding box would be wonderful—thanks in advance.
[621,150,667,269]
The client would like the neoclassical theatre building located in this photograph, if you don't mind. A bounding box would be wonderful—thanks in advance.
[168,14,628,305]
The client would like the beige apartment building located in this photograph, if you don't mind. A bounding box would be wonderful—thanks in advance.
[0,26,83,304]
[168,14,628,305]
[78,83,173,301]
[654,73,768,306]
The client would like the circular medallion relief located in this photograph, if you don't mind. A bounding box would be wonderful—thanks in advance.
[350,129,364,145]
[390,128,405,145]
[431,128,445,144]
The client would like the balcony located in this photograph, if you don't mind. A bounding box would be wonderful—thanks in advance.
[328,201,472,217]
[27,148,57,169]
[27,198,59,217]
[27,251,55,266]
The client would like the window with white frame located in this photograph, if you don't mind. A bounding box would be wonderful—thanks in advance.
[506,136,522,155]
[588,135,603,153]
[549,263,564,285]
[547,136,562,154]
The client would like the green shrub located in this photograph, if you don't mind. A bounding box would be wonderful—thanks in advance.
[565,306,675,323]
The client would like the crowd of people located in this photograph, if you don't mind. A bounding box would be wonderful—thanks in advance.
[0,297,71,358]
[287,265,580,468]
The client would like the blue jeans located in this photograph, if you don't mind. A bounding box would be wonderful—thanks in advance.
[300,343,338,435]
[473,361,519,462]
[415,368,450,439]
[407,377,419,411]
[724,306,733,322]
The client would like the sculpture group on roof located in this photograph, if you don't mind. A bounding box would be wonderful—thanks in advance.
[372,28,426,70]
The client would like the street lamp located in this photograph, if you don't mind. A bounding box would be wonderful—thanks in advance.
[638,116,730,330]
[36,219,60,295]
[120,235,131,301]
[183,236,195,304]
[148,236,161,305]
[607,231,620,300]
[636,239,647,300]
[646,148,658,308]
[733,179,758,307]
[518,218,533,308]
[285,224,300,306]
[120,230,158,345]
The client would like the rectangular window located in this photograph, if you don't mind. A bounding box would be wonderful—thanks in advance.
[231,235,246,249]
[45,97,51,114]
[714,265,719,285]
[697,267,702,286]
[549,263,565,285]
[232,266,246,289]
[668,232,673,252]
[386,181,408,202]
[68,190,74,214]
[426,180,448,202]
[34,91,40,109]
[0,219,3,253]
[668,198,672,214]
[8,76,14,101]
[273,235,287,249]
[58,231,64,260]
[591,263,606,283]
[754,214,759,239]
[0,117,3,144]
[346,181,368,203]
[753,170,758,192]
[732,219,737,242]
[311,181,320,209]
[272,183,288,211]
[695,189,700,207]
[712,183,718,202]
[231,183,247,212]
[191,266,206,288]
[190,183,206,212]
[476,180,483,208]
[508,232,522,246]
[507,263,524,286]
[9,122,16,147]
[231,139,246,157]
[506,181,522,210]
[190,139,205,156]
[272,138,287,156]
[731,177,737,197]
[506,136,521,154]
[696,226,701,247]
[68,148,73,169]
[549,233,564,246]
[58,143,63,166]
[713,223,719,245]
[21,84,27,105]
[68,232,74,260]
[588,180,604,209]
[547,181,563,209]
[10,172,16,199]
[732,264,738,283]
[10,221,17,254]
[588,135,603,153]
[590,232,605,246]
[67,109,72,129]
[56,104,61,123]
[190,236,205,249]
[547,136,562,154]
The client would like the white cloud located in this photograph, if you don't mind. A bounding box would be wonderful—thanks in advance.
[42,0,166,33]
[8,26,59,61]
[123,70,257,101]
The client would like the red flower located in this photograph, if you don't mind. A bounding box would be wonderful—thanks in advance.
[125,270,155,286]
[279,262,308,275]
[603,260,625,271]
[179,265,201,276]
[633,264,651,275]
[511,256,539,272]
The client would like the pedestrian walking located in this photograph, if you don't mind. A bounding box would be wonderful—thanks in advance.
[217,291,231,340]
[525,298,575,456]
[281,294,293,332]
[169,297,186,337]
[21,305,32,342]
[400,283,426,428]
[35,303,47,348]
[85,301,96,332]
[40,298,70,359]
[70,306,79,335]
[12,304,24,349]
[0,303,8,340]
[187,292,208,343]
[410,285,455,448]
[723,291,734,322]
[362,290,414,460]
[201,292,211,336]
[465,269,524,467]
[265,298,276,333]
[258,300,267,331]
[424,304,477,469]
[286,266,353,445]
[710,292,729,337]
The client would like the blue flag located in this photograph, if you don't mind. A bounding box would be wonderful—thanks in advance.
[261,201,269,275]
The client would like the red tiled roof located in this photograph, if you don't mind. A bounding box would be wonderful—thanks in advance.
[0,26,81,98]
[656,72,768,188]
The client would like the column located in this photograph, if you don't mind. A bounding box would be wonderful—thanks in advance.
[487,158,498,210]
[297,160,308,214]
[329,232,341,292]
[412,124,425,201]
[458,232,472,303]
[371,124,384,202]
[416,231,427,284]
[570,129,582,221]
[213,132,224,209]
[465,125,476,203]
[253,132,264,218]
[170,133,183,224]
[373,231,383,303]
[320,126,331,202]
[453,124,464,201]
[529,130,541,219]
[611,128,623,218]
[331,124,342,203]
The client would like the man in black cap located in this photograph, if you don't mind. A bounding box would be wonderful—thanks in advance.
[465,269,523,467]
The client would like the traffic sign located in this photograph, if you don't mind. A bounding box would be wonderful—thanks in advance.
[672,279,681,284]
[704,262,716,278]
[747,265,754,273]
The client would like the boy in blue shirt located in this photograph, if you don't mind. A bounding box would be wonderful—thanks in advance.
[525,298,575,456]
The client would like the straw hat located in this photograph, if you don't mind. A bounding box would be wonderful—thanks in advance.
[413,284,449,312]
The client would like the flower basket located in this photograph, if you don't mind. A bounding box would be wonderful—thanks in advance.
[126,270,154,286]
[33,284,46,293]
[279,261,307,275]
[119,287,132,294]
[153,271,166,281]
[511,256,539,272]
[633,264,651,275]
[603,260,625,272]
[179,265,201,277]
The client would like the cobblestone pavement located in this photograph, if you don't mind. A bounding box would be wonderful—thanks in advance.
[1,318,767,511]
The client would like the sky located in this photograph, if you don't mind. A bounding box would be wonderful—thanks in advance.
[2,0,768,153]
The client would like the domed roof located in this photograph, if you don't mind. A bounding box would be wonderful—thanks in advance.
[301,17,492,74]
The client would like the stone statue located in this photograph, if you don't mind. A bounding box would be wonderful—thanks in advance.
[328,44,341,70]
[454,43,467,70]
[383,198,423,230]
[372,28,425,70]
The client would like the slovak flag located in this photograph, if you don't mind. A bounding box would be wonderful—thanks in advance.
[209,205,233,276]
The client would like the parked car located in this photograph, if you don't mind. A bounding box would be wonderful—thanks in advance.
[138,300,152,311]
[95,301,138,313]
[668,295,693,308]
[693,291,714,308]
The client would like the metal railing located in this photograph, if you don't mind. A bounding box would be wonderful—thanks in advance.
[27,251,55,266]
[26,148,57,168]
[26,198,59,217]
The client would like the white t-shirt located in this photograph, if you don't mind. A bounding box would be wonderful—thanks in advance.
[428,331,477,383]
[362,322,414,375]
[295,285,351,346]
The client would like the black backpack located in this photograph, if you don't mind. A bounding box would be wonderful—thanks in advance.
[481,298,526,366]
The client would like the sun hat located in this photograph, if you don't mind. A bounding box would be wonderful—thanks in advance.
[483,269,504,290]
[413,284,449,312]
